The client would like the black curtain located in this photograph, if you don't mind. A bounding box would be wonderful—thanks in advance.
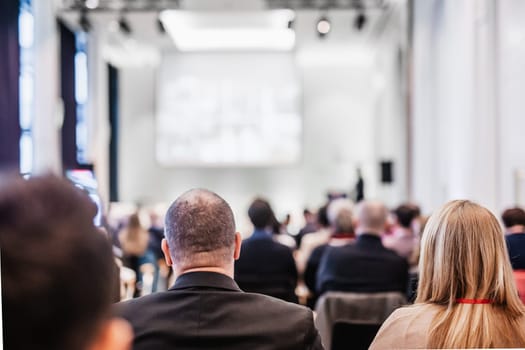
[108,64,119,201]
[0,0,20,170]
[60,21,78,169]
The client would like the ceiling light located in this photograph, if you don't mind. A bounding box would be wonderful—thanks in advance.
[118,14,132,35]
[159,10,296,51]
[84,0,99,10]
[316,16,331,38]
[355,12,367,31]
[157,15,166,34]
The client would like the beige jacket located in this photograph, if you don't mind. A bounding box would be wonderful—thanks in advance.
[369,303,525,349]
[369,304,435,349]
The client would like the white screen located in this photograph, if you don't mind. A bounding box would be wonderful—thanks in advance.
[156,52,301,166]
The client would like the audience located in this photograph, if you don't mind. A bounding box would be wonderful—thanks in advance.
[382,203,420,259]
[6,175,525,350]
[116,189,323,350]
[370,200,525,349]
[502,207,525,269]
[119,212,156,295]
[295,208,319,247]
[271,211,297,249]
[304,205,355,307]
[316,200,408,296]
[0,175,132,350]
[234,198,298,302]
[296,204,332,274]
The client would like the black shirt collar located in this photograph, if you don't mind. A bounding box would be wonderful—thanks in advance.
[169,271,242,292]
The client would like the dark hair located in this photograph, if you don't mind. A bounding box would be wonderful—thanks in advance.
[248,198,274,229]
[0,175,116,350]
[501,207,525,228]
[317,204,330,228]
[394,204,420,228]
[165,189,236,265]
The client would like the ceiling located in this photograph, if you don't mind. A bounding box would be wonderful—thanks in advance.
[60,0,386,12]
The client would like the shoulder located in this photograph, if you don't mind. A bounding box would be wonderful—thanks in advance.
[114,291,167,319]
[369,304,437,350]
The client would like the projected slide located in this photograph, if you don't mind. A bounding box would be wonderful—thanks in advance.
[156,53,301,166]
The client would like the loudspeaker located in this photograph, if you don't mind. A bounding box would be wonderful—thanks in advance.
[380,161,393,184]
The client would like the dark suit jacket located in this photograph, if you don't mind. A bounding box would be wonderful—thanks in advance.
[316,234,408,295]
[116,272,323,350]
[506,232,525,269]
[234,230,298,302]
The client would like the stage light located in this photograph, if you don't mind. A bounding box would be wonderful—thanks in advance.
[355,12,367,31]
[157,15,166,34]
[84,0,99,10]
[79,10,91,33]
[118,14,132,35]
[316,16,331,38]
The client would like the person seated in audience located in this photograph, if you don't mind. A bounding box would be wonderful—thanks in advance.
[271,211,297,249]
[370,200,525,349]
[296,204,331,274]
[316,200,408,296]
[116,189,323,350]
[502,207,525,269]
[119,212,157,296]
[234,198,299,302]
[295,208,319,247]
[0,175,132,350]
[304,205,355,308]
[382,203,420,259]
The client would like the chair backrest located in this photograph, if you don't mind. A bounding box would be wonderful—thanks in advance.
[315,291,406,350]
[331,321,381,350]
[514,270,525,304]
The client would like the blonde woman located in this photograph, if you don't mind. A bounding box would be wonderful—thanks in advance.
[370,200,525,349]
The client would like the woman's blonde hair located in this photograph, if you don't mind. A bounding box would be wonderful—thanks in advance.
[416,200,525,348]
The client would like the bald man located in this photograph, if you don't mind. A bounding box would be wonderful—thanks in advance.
[116,189,323,350]
[316,200,409,296]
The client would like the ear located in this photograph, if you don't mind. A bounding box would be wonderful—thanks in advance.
[161,238,173,266]
[233,232,242,260]
[88,318,133,350]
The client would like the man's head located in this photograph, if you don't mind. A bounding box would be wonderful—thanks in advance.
[248,198,274,230]
[355,200,388,236]
[501,207,525,233]
[327,198,354,228]
[334,207,354,234]
[0,175,132,350]
[162,189,240,276]
[393,204,420,229]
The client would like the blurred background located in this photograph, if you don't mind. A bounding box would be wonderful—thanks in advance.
[1,0,525,234]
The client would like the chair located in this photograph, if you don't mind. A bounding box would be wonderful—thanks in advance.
[314,291,406,350]
[513,270,525,304]
[331,321,381,350]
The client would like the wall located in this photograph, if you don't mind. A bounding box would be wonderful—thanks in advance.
[411,0,525,214]
[498,0,525,208]
[115,9,408,232]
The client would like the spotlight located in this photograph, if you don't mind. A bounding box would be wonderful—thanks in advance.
[157,15,166,34]
[118,14,132,35]
[84,0,99,10]
[354,12,367,31]
[316,16,331,38]
[79,10,91,33]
